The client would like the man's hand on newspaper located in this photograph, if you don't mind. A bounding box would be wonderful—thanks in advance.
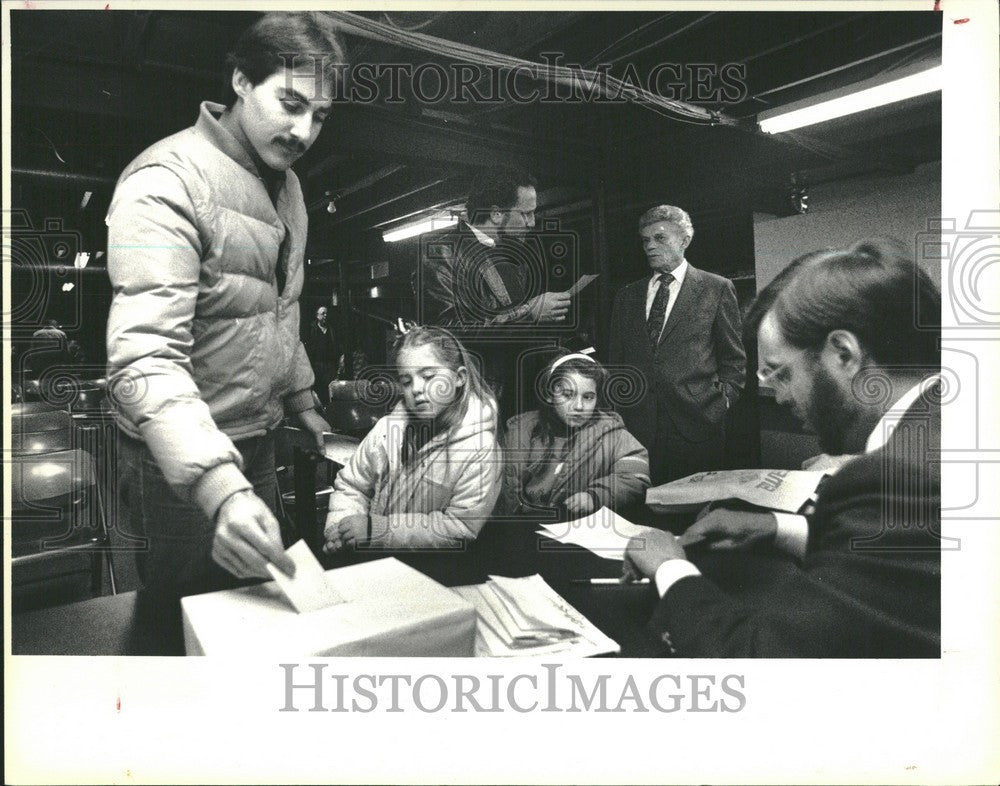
[527,291,571,322]
[678,508,777,551]
[623,529,686,580]
[213,490,295,579]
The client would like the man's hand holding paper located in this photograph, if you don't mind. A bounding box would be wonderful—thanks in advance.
[212,489,295,580]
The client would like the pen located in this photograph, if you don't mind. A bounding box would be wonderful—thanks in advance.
[571,578,650,585]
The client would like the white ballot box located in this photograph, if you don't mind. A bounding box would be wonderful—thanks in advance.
[181,557,476,656]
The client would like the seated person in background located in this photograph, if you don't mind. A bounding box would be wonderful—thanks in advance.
[500,352,650,519]
[624,238,942,658]
[324,326,501,552]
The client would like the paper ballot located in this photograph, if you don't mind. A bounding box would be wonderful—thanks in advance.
[536,507,658,561]
[566,274,599,297]
[266,540,345,613]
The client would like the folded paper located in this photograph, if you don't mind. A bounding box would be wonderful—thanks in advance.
[645,469,827,514]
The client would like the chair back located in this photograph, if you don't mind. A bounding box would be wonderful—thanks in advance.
[11,448,96,507]
[12,428,74,456]
[325,380,396,436]
[12,407,73,433]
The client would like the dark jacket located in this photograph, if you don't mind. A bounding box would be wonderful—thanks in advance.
[500,410,651,515]
[648,389,941,658]
[607,265,746,443]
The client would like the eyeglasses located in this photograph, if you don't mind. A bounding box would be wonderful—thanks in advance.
[756,361,792,387]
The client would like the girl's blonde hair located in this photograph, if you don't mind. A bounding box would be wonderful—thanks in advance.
[390,326,496,465]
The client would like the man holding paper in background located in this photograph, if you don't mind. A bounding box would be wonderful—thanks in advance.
[624,239,942,658]
[416,167,577,418]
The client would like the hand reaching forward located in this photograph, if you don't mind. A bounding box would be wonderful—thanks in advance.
[212,490,295,579]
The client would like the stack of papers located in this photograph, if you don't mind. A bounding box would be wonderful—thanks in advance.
[452,574,620,657]
[645,469,826,514]
[536,507,657,561]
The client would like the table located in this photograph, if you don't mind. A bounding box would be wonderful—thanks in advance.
[11,522,799,657]
[12,429,800,656]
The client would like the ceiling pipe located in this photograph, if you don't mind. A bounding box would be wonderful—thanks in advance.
[12,167,115,189]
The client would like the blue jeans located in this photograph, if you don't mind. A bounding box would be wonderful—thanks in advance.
[117,429,280,653]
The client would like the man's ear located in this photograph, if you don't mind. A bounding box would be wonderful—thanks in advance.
[231,68,252,102]
[454,366,468,388]
[823,329,865,374]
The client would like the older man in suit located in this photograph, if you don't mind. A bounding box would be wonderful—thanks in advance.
[608,205,746,484]
[624,238,942,658]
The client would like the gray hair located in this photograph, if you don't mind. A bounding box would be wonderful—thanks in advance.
[638,205,694,244]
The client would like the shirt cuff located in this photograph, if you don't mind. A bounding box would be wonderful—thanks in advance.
[654,560,702,598]
[773,512,809,560]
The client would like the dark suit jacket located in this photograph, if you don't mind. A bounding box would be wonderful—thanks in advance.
[304,322,339,369]
[649,390,942,657]
[608,266,746,443]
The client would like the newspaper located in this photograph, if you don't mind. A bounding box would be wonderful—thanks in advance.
[645,469,827,514]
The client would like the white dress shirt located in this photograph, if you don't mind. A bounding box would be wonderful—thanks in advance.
[654,374,941,597]
[644,259,688,332]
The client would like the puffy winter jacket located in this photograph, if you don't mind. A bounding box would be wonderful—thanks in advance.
[106,101,315,519]
[500,410,650,514]
[326,395,501,548]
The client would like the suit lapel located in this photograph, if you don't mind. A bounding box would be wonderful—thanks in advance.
[657,265,703,347]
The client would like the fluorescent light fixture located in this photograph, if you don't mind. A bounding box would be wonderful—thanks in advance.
[382,214,458,243]
[759,64,942,134]
[73,252,91,269]
[62,282,75,292]
[80,191,92,209]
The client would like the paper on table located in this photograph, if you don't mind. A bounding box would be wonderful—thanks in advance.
[536,506,659,561]
[322,432,361,466]
[451,574,620,657]
[566,274,599,297]
[266,540,345,613]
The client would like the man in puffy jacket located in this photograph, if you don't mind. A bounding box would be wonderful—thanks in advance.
[106,13,345,624]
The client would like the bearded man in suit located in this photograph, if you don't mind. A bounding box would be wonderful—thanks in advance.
[608,205,746,484]
[624,238,942,658]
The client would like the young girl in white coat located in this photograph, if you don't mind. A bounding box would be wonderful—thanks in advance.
[324,326,501,552]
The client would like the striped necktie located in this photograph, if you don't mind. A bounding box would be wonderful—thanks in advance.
[646,272,674,346]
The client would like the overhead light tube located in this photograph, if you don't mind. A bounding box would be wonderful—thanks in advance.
[759,64,942,134]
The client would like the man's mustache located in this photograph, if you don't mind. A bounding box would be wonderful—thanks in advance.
[275,138,306,154]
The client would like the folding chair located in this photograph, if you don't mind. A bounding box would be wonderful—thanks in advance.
[11,448,118,606]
